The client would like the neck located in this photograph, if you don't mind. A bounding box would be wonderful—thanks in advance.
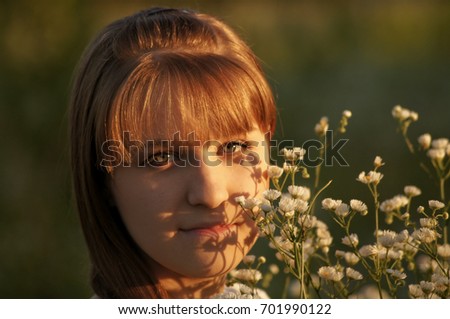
[147,258,228,298]
[159,274,227,298]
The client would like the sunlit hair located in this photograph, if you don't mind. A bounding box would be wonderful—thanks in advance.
[69,7,276,298]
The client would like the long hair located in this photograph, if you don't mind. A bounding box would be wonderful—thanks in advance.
[69,7,277,298]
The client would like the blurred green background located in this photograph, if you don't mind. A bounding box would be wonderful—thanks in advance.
[1,0,449,298]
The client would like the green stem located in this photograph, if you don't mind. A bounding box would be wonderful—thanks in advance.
[440,177,448,245]
[314,138,326,190]
[371,184,380,245]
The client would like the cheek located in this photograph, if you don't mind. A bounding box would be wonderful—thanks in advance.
[110,171,183,237]
[232,162,269,197]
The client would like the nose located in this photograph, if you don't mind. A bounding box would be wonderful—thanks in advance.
[187,160,229,209]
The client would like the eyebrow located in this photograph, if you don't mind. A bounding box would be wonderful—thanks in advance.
[141,128,262,149]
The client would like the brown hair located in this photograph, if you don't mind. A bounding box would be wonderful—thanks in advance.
[69,7,276,298]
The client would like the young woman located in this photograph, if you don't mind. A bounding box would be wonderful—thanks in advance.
[69,7,276,298]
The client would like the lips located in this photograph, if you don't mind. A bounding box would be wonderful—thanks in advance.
[180,221,240,237]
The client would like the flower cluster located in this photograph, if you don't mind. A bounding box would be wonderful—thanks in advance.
[231,107,449,299]
[213,255,276,299]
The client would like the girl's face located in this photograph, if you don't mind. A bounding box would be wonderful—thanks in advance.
[110,125,269,296]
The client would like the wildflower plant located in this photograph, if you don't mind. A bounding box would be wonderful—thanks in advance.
[232,107,449,299]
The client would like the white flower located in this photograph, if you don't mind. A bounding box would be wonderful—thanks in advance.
[404,185,421,197]
[298,215,317,230]
[293,147,306,159]
[395,195,409,207]
[213,283,269,299]
[342,234,359,247]
[359,245,378,257]
[395,229,409,243]
[437,244,450,259]
[295,199,309,214]
[419,218,438,228]
[344,252,360,265]
[447,144,450,156]
[267,165,283,178]
[431,274,449,292]
[287,185,310,201]
[316,227,333,247]
[262,189,281,201]
[427,149,445,161]
[314,117,329,136]
[281,147,305,161]
[419,281,435,294]
[428,200,445,210]
[278,196,297,215]
[317,266,344,282]
[392,105,406,120]
[230,269,262,283]
[380,195,409,213]
[356,171,383,184]
[315,219,328,230]
[378,230,397,248]
[387,249,404,260]
[213,290,239,299]
[342,110,352,118]
[418,133,432,149]
[431,138,449,150]
[373,156,384,167]
[335,203,350,217]
[392,105,416,121]
[242,198,261,210]
[321,198,342,211]
[243,255,256,265]
[412,227,439,243]
[346,267,363,280]
[386,269,407,280]
[400,109,411,121]
[234,196,246,205]
[350,199,368,214]
[391,105,402,118]
[409,284,424,298]
[259,199,273,213]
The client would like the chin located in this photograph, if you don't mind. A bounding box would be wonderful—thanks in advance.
[181,249,247,279]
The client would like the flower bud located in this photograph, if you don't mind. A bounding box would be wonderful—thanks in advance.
[417,133,431,150]
[342,110,352,118]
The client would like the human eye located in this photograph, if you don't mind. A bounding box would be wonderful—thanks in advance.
[146,152,173,167]
[220,140,249,155]
[145,150,188,168]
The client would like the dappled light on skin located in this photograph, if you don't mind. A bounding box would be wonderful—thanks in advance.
[109,128,269,298]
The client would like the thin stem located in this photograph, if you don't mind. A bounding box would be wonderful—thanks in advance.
[440,177,448,245]
[401,127,415,154]
[301,244,306,298]
[314,138,326,190]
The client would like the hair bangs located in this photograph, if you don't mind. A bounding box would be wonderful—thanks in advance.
[105,52,275,167]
